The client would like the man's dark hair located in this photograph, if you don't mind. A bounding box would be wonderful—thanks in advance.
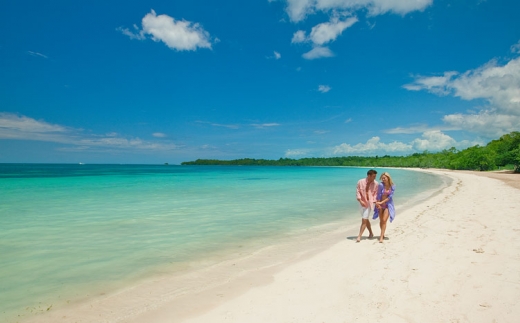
[367,169,377,176]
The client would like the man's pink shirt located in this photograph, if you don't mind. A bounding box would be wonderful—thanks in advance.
[356,178,378,207]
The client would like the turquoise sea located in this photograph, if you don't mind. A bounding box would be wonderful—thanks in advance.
[0,164,447,322]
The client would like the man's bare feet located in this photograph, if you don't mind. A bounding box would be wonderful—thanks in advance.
[356,237,361,243]
[368,233,374,239]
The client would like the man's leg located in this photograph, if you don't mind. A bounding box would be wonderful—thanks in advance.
[356,207,370,242]
[357,220,367,242]
[366,219,374,238]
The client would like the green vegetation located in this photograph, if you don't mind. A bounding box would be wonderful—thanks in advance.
[181,131,520,172]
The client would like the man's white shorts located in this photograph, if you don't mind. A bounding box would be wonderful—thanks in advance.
[360,206,372,220]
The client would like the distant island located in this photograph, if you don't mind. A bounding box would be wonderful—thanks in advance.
[182,131,520,173]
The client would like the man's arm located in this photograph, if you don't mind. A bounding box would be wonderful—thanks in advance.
[356,180,366,207]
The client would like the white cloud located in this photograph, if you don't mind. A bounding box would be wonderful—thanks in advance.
[302,46,334,59]
[285,0,433,22]
[285,0,314,23]
[287,1,430,60]
[511,40,520,54]
[450,58,520,115]
[196,121,240,129]
[403,71,458,96]
[385,124,460,134]
[119,10,214,51]
[211,123,240,129]
[318,85,331,93]
[152,132,167,138]
[411,130,456,151]
[332,131,477,155]
[251,123,281,129]
[285,148,311,157]
[27,51,49,59]
[403,46,520,139]
[404,56,520,115]
[309,16,358,45]
[266,51,281,59]
[0,113,67,135]
[344,118,352,123]
[75,137,176,151]
[116,24,146,40]
[292,30,307,43]
[198,121,280,130]
[385,125,429,134]
[291,16,357,59]
[333,136,412,154]
[0,113,178,151]
[443,110,520,138]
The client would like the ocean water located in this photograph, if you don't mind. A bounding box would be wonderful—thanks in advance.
[0,164,447,321]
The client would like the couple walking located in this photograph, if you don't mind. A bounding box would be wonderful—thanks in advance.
[355,169,395,243]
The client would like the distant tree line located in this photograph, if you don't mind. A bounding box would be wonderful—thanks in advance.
[181,131,520,172]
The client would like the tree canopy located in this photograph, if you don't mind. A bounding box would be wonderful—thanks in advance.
[181,131,520,172]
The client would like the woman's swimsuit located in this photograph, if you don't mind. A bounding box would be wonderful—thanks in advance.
[380,187,392,209]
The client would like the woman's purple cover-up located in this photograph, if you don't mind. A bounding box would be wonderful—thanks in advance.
[373,183,396,223]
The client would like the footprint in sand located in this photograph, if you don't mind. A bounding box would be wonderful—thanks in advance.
[473,248,485,254]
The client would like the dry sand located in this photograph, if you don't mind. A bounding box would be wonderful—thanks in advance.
[23,169,520,323]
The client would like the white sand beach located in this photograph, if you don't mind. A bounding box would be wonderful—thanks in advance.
[23,169,520,323]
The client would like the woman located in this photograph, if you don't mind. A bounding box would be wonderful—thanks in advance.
[373,172,395,243]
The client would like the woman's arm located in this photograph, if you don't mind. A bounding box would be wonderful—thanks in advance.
[374,183,384,208]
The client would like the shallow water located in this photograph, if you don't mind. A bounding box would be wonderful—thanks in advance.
[0,164,445,321]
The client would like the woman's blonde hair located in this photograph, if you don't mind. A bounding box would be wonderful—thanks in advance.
[380,172,394,186]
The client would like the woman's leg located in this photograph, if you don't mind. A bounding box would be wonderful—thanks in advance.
[379,209,389,243]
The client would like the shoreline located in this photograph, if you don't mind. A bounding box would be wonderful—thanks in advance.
[176,169,519,323]
[20,217,363,323]
[21,169,520,323]
[18,168,450,323]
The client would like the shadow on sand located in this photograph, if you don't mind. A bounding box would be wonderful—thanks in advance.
[346,236,389,242]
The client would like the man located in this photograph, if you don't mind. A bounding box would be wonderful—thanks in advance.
[356,169,378,242]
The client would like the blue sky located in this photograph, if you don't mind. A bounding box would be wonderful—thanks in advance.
[1,0,519,164]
